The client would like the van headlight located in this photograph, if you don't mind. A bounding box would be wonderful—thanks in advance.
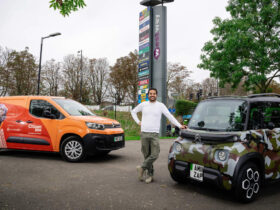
[86,122,105,130]
[215,149,229,162]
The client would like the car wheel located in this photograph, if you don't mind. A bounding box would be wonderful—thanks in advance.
[60,136,86,162]
[234,162,261,203]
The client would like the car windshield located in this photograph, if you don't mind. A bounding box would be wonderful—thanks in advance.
[188,99,247,131]
[53,98,95,116]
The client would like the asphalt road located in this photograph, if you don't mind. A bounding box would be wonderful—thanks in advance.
[1,139,280,210]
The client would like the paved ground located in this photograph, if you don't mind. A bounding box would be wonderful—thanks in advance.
[1,139,280,210]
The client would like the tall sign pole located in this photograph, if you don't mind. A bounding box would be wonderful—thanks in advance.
[139,0,173,136]
[152,6,167,136]
[138,7,152,104]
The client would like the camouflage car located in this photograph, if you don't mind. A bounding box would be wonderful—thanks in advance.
[168,93,280,202]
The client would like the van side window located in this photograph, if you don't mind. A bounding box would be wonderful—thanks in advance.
[249,102,280,129]
[29,100,63,119]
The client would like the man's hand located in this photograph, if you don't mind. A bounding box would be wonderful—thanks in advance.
[138,122,141,126]
[180,125,187,129]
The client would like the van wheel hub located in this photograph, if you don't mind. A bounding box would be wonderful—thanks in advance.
[65,140,83,159]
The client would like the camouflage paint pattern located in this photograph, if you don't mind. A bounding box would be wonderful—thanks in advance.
[168,128,280,190]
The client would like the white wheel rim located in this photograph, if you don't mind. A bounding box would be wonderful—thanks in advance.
[246,188,253,199]
[65,141,82,160]
[242,179,250,190]
[242,167,260,199]
[247,168,253,180]
[253,183,259,194]
[254,171,259,182]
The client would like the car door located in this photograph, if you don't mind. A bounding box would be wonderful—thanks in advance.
[249,101,280,180]
[20,99,63,152]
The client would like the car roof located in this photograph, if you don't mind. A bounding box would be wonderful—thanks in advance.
[204,93,280,103]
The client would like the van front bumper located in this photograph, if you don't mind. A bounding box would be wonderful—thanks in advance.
[83,133,125,155]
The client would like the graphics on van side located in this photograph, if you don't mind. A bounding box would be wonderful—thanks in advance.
[0,104,8,127]
[0,104,8,148]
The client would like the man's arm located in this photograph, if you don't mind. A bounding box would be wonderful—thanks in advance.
[131,103,142,125]
[161,104,186,129]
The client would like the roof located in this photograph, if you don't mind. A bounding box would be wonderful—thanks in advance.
[0,95,65,100]
[205,93,280,103]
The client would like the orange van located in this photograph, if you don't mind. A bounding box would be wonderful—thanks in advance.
[0,96,125,162]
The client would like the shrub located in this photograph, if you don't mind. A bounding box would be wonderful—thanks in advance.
[175,99,197,116]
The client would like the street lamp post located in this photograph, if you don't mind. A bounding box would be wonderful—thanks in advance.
[37,32,61,95]
[78,50,83,102]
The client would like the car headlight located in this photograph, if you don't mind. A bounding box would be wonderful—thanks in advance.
[173,142,182,153]
[86,122,105,130]
[215,149,229,162]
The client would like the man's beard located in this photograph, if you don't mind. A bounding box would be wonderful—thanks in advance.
[149,97,156,102]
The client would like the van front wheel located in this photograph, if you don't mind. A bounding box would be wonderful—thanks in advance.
[60,136,85,162]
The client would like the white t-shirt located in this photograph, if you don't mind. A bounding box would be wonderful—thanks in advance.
[131,101,181,133]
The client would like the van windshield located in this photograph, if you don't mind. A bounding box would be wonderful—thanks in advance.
[53,99,95,116]
[188,99,247,131]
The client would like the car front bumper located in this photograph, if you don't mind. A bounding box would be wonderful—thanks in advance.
[83,133,125,155]
[169,159,232,190]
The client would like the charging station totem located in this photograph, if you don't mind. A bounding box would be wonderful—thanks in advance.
[138,0,173,136]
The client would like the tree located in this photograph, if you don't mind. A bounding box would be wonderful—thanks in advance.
[185,82,203,102]
[0,46,12,96]
[198,0,280,93]
[88,58,109,105]
[266,80,280,94]
[42,59,62,96]
[219,78,249,96]
[62,54,82,100]
[109,50,138,106]
[167,62,192,101]
[6,47,37,95]
[201,78,219,97]
[49,0,86,16]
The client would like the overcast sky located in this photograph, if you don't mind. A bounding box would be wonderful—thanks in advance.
[0,0,230,82]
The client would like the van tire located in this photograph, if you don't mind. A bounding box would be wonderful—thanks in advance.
[234,162,261,203]
[60,136,86,162]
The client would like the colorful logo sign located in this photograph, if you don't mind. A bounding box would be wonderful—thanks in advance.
[138,7,151,103]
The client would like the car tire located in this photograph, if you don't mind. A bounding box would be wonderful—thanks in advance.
[234,162,261,203]
[60,136,86,162]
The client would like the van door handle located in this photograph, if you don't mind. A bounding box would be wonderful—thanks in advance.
[26,120,33,123]
[16,120,23,123]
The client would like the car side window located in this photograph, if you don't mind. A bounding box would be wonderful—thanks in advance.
[249,102,280,129]
[29,100,63,119]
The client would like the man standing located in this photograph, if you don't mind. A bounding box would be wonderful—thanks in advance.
[131,88,186,183]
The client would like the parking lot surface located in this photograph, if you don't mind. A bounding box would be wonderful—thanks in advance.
[1,139,280,210]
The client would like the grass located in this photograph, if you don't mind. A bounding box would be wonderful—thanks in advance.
[93,110,177,141]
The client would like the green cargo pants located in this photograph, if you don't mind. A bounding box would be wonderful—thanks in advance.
[140,132,160,176]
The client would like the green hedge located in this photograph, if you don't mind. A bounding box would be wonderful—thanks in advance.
[175,99,197,116]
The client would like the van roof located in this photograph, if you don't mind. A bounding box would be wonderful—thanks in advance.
[0,96,65,100]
